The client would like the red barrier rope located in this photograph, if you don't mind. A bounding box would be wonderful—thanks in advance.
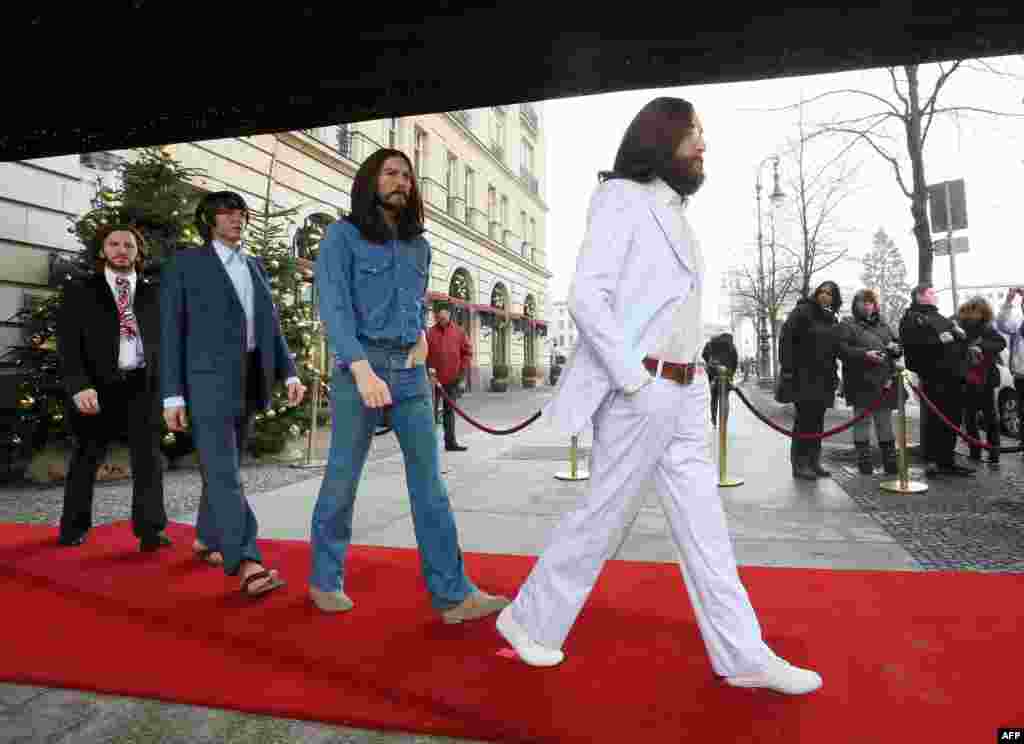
[433,382,542,435]
[729,382,895,440]
[908,383,1024,453]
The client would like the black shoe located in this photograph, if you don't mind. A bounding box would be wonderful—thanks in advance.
[934,462,975,477]
[810,458,831,477]
[58,533,86,547]
[792,464,818,480]
[140,531,173,552]
[445,443,468,452]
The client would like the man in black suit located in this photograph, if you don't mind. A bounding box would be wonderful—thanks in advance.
[701,332,739,426]
[57,224,170,550]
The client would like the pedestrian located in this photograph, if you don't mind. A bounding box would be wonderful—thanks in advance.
[310,148,509,623]
[161,190,306,596]
[495,97,821,696]
[427,303,472,451]
[57,224,170,550]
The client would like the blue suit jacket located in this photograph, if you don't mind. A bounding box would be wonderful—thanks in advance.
[160,242,298,418]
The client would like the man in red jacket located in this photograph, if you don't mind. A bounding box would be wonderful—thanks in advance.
[427,304,472,451]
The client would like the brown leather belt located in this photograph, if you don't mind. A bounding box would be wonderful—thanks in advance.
[642,357,702,386]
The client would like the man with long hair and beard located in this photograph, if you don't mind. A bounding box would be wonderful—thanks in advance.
[495,98,822,695]
[310,148,509,623]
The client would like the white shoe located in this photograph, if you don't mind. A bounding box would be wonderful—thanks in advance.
[309,586,355,613]
[495,606,565,667]
[725,652,822,695]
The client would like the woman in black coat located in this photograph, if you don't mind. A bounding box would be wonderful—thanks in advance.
[778,281,841,480]
[958,295,1007,466]
[836,289,901,475]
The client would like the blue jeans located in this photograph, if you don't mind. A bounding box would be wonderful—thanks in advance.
[310,344,475,609]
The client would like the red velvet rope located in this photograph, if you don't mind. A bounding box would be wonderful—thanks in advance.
[909,383,1023,453]
[433,382,542,435]
[729,383,895,440]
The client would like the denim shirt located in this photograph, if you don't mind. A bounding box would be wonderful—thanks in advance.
[315,219,431,366]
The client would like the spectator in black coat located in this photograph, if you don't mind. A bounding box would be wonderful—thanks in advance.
[701,332,738,425]
[778,281,841,480]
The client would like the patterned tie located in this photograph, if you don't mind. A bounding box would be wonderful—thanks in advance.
[115,276,139,338]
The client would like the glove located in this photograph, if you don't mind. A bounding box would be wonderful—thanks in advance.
[939,331,954,344]
[865,350,886,365]
[968,345,983,365]
[950,322,966,340]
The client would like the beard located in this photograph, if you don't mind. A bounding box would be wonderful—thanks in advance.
[659,156,704,198]
[377,190,407,214]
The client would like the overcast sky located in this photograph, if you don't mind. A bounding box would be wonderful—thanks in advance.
[539,54,1024,319]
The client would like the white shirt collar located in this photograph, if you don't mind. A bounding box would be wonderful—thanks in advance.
[104,265,137,290]
[213,239,246,261]
[652,177,687,209]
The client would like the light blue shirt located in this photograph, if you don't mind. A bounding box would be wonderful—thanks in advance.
[214,239,256,352]
[162,240,299,409]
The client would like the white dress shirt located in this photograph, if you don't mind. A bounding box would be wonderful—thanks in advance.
[104,266,145,371]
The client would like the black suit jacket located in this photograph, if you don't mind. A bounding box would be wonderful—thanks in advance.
[58,272,161,397]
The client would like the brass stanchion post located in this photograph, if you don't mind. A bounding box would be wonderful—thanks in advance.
[555,434,590,481]
[717,366,744,487]
[880,367,928,493]
[291,320,327,469]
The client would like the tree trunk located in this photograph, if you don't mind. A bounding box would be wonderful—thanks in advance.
[904,64,933,285]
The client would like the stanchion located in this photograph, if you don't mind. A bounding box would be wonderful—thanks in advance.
[880,367,928,494]
[717,367,744,487]
[554,434,590,481]
[292,320,327,469]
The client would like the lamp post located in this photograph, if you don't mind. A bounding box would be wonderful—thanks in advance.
[755,154,785,380]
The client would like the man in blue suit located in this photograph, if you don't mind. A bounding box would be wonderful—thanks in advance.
[161,191,305,597]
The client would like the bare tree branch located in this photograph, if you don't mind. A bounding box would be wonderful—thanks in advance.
[888,67,909,110]
[750,88,903,115]
[818,126,911,198]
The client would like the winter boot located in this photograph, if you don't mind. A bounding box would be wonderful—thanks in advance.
[810,445,831,477]
[878,440,898,475]
[791,440,817,480]
[854,441,873,475]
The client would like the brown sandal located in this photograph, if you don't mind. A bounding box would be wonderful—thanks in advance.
[240,569,286,597]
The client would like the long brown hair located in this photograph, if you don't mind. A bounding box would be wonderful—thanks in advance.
[599,97,697,187]
[92,224,147,273]
[349,148,425,243]
[958,295,994,323]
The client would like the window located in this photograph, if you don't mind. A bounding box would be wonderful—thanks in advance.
[520,210,529,257]
[446,151,458,195]
[521,139,534,173]
[464,167,475,211]
[487,185,497,224]
[388,117,399,148]
[530,217,537,261]
[414,127,428,177]
[495,114,505,153]
[500,195,509,229]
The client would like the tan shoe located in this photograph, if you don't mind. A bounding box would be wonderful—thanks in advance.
[441,590,510,625]
[309,586,355,613]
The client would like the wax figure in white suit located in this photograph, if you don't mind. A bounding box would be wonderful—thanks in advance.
[495,97,822,695]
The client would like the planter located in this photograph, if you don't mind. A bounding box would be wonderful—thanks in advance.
[521,365,539,389]
[490,364,509,393]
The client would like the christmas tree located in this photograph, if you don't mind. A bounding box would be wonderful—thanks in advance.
[243,198,324,456]
[4,147,206,461]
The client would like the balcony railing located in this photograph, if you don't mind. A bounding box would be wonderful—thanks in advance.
[419,176,447,211]
[519,165,539,196]
[520,103,539,134]
[489,141,505,162]
[503,228,519,248]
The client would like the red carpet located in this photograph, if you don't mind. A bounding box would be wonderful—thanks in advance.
[0,521,1021,743]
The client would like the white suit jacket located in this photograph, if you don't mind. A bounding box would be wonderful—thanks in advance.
[544,177,703,437]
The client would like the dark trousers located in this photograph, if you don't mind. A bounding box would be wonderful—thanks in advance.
[921,377,964,466]
[60,369,167,541]
[436,382,461,447]
[791,402,827,465]
[708,377,720,423]
[192,352,263,576]
[964,384,1000,460]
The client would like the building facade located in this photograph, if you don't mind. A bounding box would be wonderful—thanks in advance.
[0,104,552,395]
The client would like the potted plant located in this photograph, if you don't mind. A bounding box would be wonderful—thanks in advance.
[522,364,539,389]
[490,363,509,392]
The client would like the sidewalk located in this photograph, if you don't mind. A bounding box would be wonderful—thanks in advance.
[3,382,1021,743]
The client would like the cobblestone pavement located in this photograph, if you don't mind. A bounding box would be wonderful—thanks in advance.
[740,382,1024,573]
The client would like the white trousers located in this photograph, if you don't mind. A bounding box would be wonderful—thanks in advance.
[509,375,772,677]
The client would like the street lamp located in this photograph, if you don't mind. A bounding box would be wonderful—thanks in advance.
[755,154,785,381]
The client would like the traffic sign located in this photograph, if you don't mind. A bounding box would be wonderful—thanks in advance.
[932,235,969,256]
[927,179,967,233]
